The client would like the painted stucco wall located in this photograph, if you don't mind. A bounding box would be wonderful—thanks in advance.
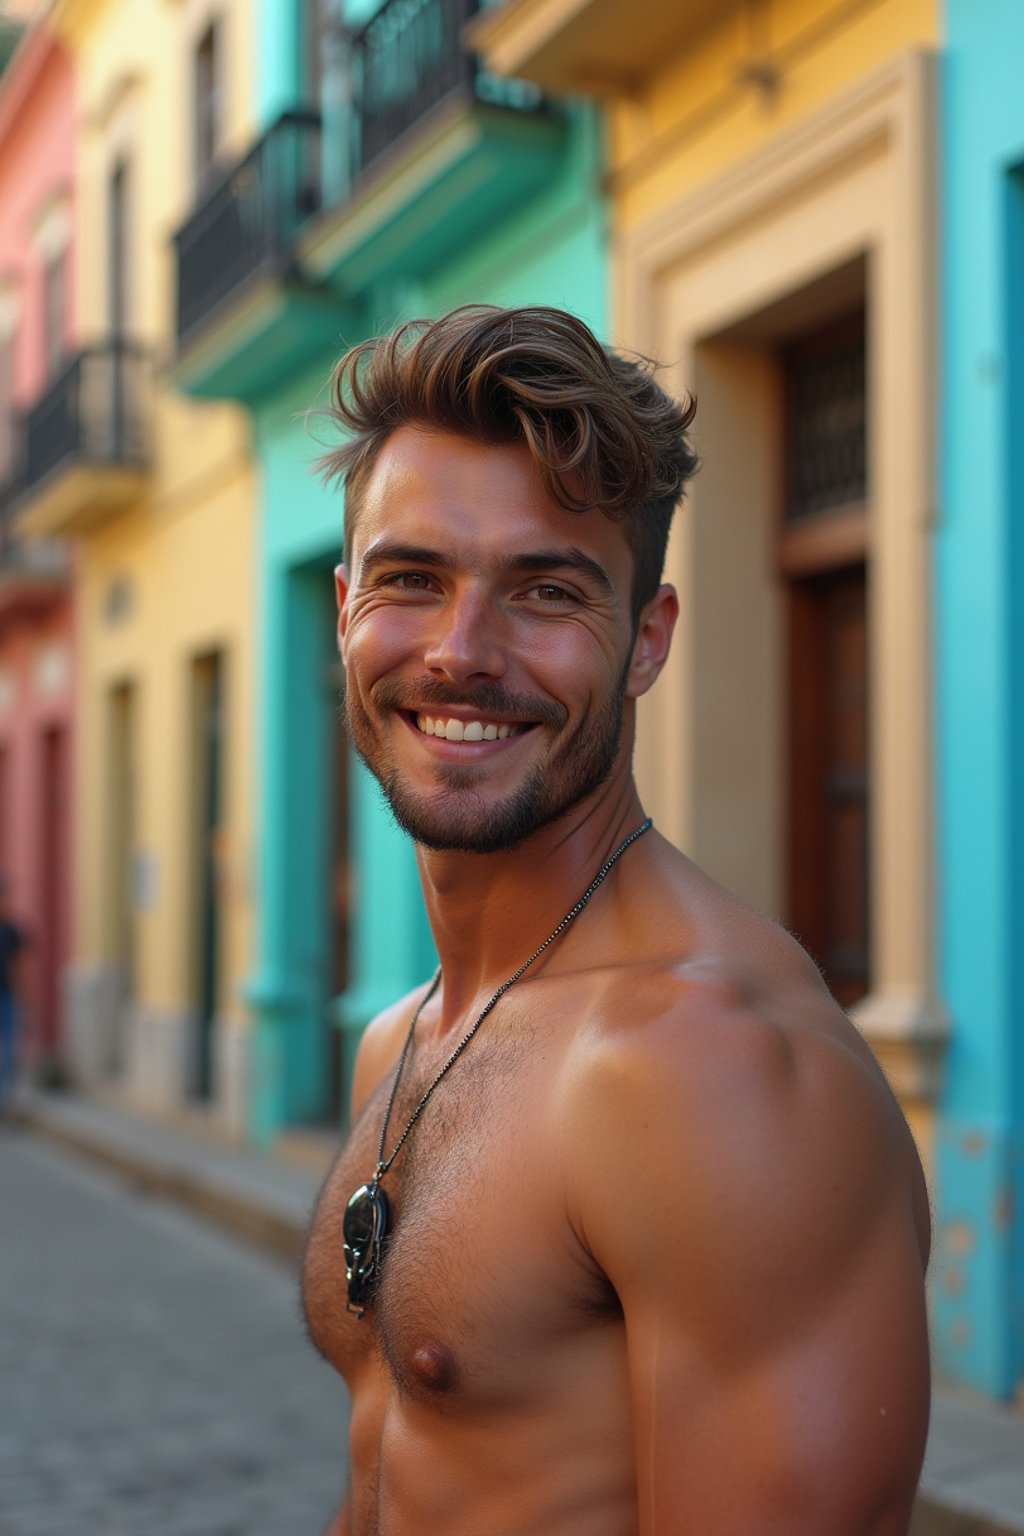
[608,0,939,232]
[0,27,75,410]
[601,0,941,1150]
[51,0,259,1130]
[0,20,77,1073]
[935,0,1024,1401]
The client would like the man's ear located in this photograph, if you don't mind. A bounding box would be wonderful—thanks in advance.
[625,584,678,699]
[334,563,350,653]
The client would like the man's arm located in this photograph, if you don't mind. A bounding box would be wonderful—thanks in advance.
[567,989,930,1535]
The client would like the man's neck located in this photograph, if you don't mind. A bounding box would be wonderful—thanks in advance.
[414,784,648,1034]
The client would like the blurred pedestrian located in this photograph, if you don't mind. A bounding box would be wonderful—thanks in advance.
[0,877,25,1114]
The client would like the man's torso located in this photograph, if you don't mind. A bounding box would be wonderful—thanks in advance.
[302,868,929,1536]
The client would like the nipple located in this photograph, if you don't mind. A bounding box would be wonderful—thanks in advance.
[408,1340,460,1393]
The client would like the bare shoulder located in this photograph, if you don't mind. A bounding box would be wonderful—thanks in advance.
[562,922,929,1339]
[349,978,435,1119]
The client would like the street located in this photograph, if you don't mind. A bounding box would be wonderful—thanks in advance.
[0,1126,348,1536]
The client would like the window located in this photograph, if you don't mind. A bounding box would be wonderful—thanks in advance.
[0,328,13,487]
[783,317,867,523]
[42,248,65,378]
[193,22,221,186]
[108,159,129,337]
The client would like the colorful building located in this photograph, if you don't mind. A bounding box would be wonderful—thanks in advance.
[0,12,76,1078]
[933,0,1024,1400]
[17,0,259,1133]
[475,0,944,1149]
[172,0,607,1142]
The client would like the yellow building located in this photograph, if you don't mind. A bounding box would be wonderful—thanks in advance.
[18,0,257,1132]
[474,0,945,1161]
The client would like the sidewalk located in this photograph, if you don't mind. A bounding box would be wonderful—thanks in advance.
[11,1087,1024,1536]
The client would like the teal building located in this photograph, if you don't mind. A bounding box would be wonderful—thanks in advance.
[934,0,1024,1398]
[172,0,606,1142]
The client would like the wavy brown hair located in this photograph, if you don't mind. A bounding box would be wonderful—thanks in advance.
[318,305,698,621]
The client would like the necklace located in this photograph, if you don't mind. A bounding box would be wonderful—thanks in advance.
[342,817,653,1317]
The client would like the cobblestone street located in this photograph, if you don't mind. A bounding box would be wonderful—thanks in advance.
[0,1126,348,1536]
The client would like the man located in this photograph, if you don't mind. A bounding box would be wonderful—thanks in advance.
[303,306,931,1535]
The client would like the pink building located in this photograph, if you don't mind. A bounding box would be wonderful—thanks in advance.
[0,19,75,1074]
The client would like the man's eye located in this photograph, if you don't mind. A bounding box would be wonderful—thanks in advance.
[384,572,432,590]
[526,583,574,602]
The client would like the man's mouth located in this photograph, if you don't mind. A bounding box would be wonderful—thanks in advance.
[414,714,524,742]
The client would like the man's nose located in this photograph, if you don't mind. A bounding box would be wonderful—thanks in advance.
[422,588,507,684]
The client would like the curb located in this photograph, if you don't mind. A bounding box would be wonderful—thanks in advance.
[15,1103,309,1266]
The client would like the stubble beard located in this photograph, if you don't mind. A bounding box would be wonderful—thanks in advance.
[343,675,629,854]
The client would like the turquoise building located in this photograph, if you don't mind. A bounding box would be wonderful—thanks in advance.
[935,0,1024,1399]
[171,0,606,1143]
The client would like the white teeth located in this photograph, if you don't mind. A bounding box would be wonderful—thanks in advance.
[415,715,517,740]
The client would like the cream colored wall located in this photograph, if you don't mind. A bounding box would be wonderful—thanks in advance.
[616,32,946,1154]
[55,0,257,1046]
[75,457,254,1023]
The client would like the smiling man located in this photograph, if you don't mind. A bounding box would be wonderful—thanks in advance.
[302,306,931,1536]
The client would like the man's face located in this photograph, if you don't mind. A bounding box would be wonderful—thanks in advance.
[336,427,667,853]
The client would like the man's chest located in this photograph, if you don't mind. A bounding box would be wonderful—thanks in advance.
[302,1026,615,1405]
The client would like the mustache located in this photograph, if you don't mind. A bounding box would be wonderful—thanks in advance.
[370,676,566,730]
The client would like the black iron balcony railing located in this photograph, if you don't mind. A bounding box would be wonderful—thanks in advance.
[174,110,322,344]
[353,0,478,173]
[18,341,150,496]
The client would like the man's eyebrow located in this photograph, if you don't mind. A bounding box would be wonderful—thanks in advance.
[497,549,615,597]
[358,542,616,597]
[359,541,455,571]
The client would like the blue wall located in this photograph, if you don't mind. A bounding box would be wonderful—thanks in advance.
[936,0,1024,1398]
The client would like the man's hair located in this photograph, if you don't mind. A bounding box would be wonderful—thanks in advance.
[318,304,698,621]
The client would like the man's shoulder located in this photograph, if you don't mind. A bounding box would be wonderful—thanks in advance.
[561,929,927,1303]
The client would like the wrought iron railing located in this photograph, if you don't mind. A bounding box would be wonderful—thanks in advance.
[174,111,322,344]
[171,10,546,347]
[13,342,150,498]
[784,330,867,522]
[352,0,477,173]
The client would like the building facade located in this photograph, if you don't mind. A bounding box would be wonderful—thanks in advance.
[934,0,1024,1400]
[173,0,607,1142]
[0,14,76,1078]
[17,0,259,1133]
[475,0,944,1153]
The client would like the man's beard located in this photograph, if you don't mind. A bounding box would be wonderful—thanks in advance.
[344,674,628,853]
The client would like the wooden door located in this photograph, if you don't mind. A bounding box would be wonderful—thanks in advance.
[787,565,869,1006]
[781,310,870,1008]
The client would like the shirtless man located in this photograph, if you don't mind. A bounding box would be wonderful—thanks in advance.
[303,305,932,1536]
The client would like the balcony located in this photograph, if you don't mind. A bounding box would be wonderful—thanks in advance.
[0,434,68,619]
[467,0,733,95]
[8,341,151,539]
[354,0,477,173]
[176,110,322,345]
[173,0,564,401]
